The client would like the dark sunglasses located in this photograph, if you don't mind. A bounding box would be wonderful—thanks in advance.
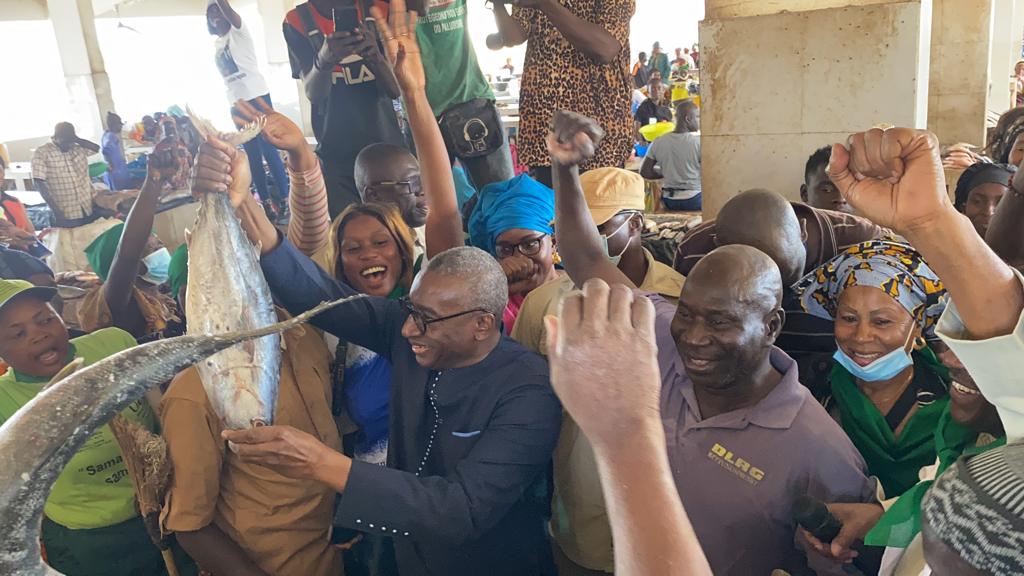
[365,175,424,198]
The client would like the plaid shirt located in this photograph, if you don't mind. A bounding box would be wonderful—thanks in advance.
[31,142,94,222]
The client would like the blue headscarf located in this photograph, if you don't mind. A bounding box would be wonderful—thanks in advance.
[468,174,555,255]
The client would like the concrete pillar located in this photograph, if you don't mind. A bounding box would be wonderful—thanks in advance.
[990,0,1016,116]
[47,0,113,139]
[699,0,933,218]
[927,0,992,146]
[256,0,312,136]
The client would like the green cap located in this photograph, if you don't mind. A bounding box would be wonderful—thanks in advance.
[0,278,57,315]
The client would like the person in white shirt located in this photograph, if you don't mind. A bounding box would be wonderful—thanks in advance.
[207,0,290,220]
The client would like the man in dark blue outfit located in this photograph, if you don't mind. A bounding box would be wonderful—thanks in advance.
[195,134,561,576]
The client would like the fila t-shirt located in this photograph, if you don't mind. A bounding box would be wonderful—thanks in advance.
[283,1,403,161]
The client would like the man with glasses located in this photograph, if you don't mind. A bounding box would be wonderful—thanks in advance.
[510,166,684,575]
[199,142,562,573]
[355,142,429,260]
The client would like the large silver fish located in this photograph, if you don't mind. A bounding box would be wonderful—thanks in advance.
[185,109,280,430]
[0,296,363,576]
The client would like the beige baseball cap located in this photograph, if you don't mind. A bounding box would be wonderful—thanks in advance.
[579,167,646,226]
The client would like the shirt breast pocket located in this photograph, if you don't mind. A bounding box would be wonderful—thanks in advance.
[446,429,483,460]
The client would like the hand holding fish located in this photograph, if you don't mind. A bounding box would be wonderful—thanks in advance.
[223,425,350,490]
[371,0,425,94]
[232,99,307,155]
[192,137,251,209]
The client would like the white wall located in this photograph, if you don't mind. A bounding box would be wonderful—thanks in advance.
[700,1,932,217]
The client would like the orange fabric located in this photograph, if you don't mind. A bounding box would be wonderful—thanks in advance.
[1,196,31,232]
[160,313,343,576]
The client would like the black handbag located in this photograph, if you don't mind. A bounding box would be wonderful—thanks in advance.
[438,98,505,159]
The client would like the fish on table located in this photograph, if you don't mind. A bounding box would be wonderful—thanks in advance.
[0,296,365,576]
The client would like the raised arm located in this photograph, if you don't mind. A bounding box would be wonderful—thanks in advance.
[492,2,527,48]
[232,99,329,256]
[103,154,176,330]
[213,0,243,29]
[829,128,1023,340]
[75,137,100,154]
[549,111,635,289]
[511,0,624,64]
[191,136,401,353]
[546,280,712,576]
[373,0,462,258]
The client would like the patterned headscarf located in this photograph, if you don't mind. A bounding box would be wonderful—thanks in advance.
[921,443,1024,574]
[795,240,947,339]
[468,174,555,256]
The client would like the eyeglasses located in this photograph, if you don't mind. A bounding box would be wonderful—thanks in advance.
[494,234,548,259]
[400,297,491,335]
[365,176,424,198]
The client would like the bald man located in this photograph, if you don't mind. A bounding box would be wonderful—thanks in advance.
[674,189,889,394]
[354,143,428,230]
[548,110,876,575]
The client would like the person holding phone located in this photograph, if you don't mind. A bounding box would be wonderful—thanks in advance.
[207,0,291,221]
[284,0,406,218]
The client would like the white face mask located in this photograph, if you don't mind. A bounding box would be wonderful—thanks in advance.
[599,215,634,266]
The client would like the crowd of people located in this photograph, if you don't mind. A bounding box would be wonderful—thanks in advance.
[3,1,1024,576]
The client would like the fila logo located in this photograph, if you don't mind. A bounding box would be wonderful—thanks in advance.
[708,443,766,485]
[332,54,377,86]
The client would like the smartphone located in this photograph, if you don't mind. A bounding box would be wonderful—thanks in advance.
[333,4,361,33]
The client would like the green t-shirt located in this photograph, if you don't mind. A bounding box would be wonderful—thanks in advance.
[417,0,494,116]
[0,327,156,530]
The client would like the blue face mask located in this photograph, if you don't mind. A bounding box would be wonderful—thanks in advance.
[832,331,915,382]
[141,247,171,285]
